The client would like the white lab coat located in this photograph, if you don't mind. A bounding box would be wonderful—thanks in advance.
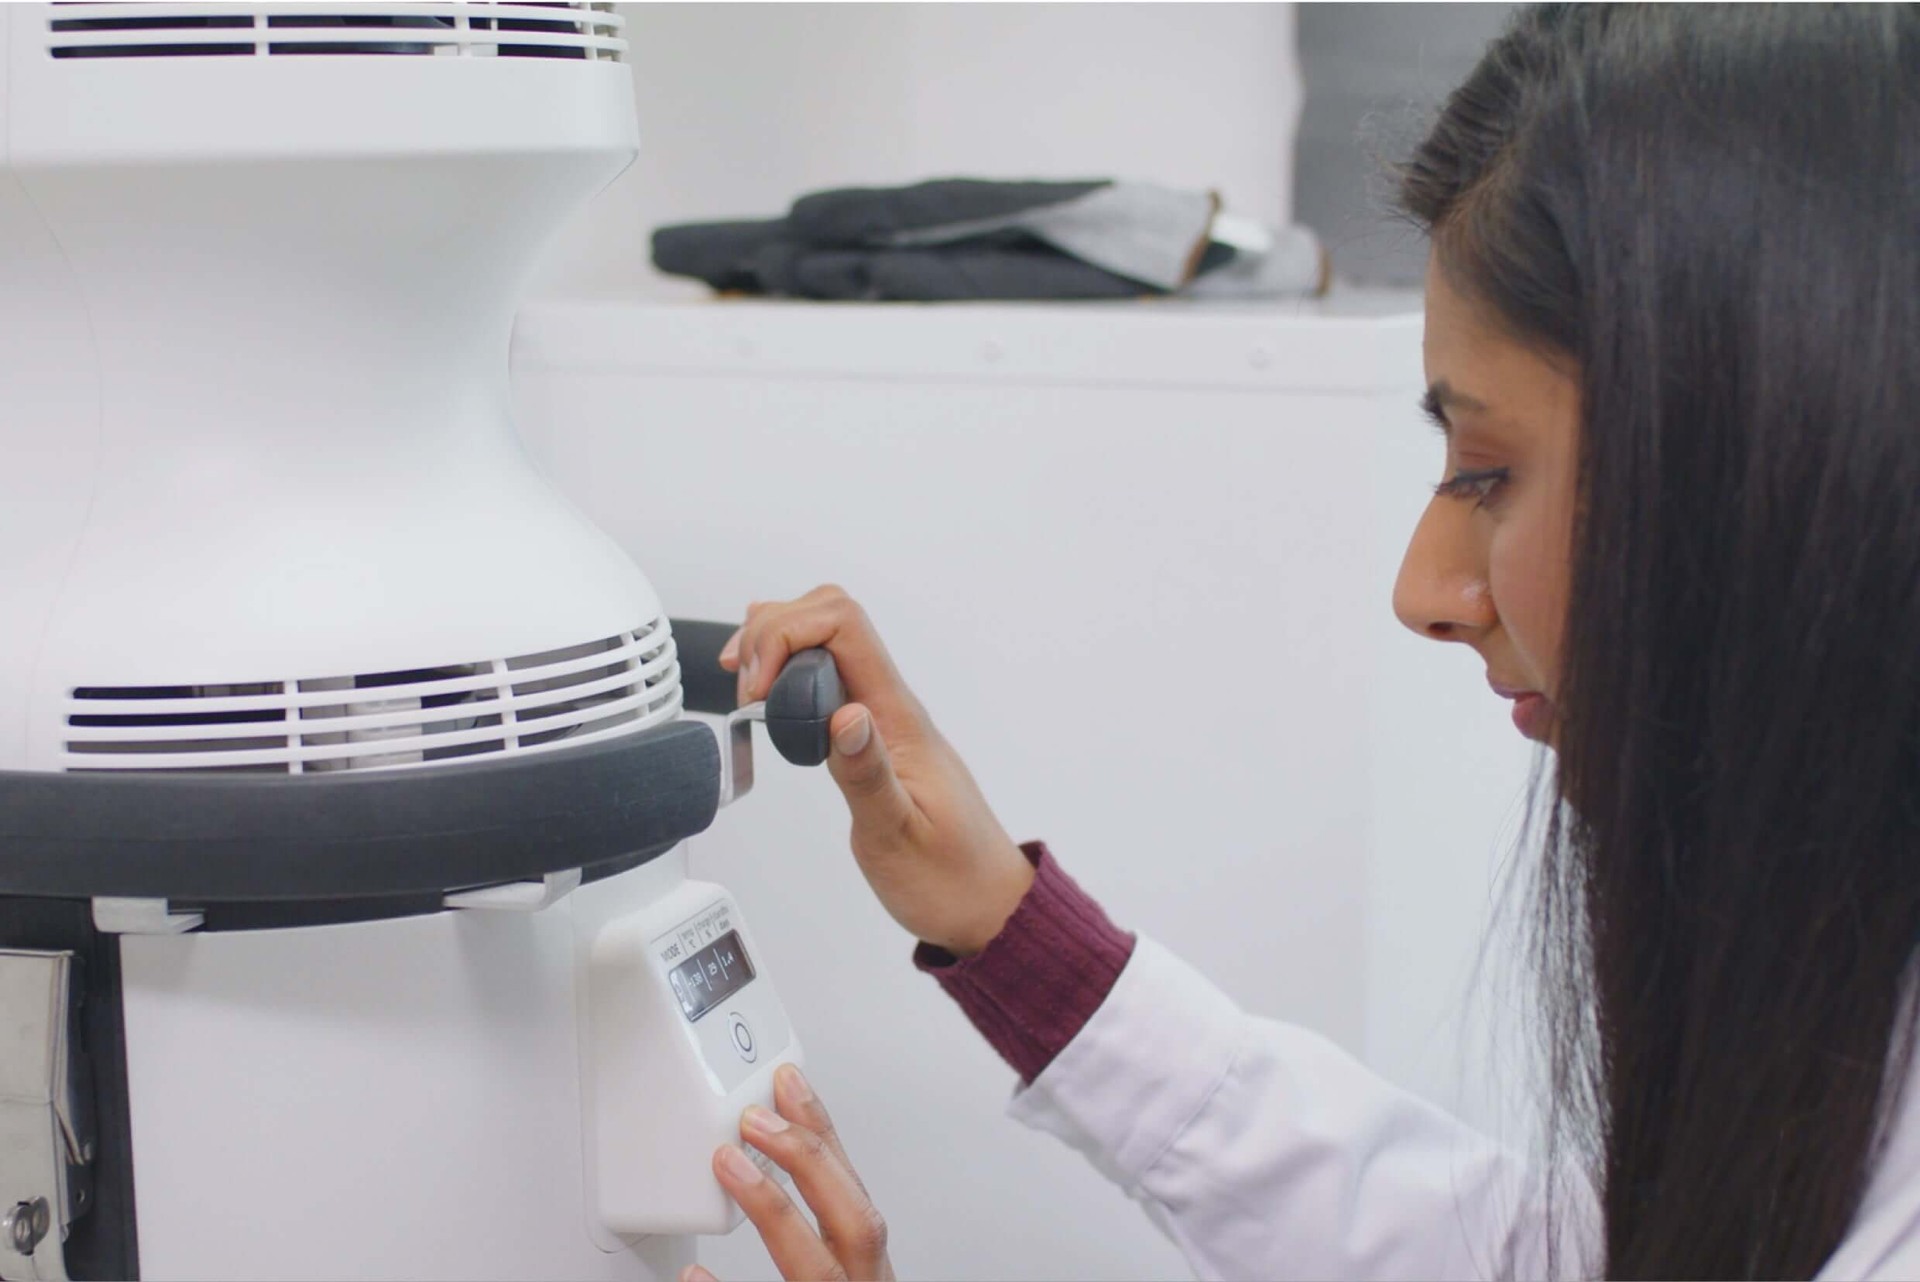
[1009,938,1920,1280]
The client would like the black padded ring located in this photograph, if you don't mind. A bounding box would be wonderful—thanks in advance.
[0,720,719,905]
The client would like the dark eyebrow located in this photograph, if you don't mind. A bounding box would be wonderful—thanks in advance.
[1420,380,1491,436]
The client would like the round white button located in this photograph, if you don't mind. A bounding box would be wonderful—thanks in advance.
[728,1013,756,1063]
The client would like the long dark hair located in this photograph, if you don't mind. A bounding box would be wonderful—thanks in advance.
[1399,6,1920,1277]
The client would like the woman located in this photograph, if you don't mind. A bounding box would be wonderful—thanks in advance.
[685,7,1920,1279]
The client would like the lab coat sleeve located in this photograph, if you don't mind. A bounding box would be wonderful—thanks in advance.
[1006,937,1598,1281]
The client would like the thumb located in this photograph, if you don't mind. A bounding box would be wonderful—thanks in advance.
[825,704,918,838]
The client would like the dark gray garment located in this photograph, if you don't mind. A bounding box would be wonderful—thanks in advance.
[780,245,1149,302]
[1293,2,1519,285]
[652,178,1204,299]
[653,219,1145,301]
[650,183,1129,298]
[870,181,1218,290]
[788,178,1109,245]
[650,177,1325,301]
[651,218,788,292]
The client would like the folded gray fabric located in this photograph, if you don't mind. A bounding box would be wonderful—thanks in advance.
[744,227,1144,301]
[651,177,1324,303]
[1184,222,1328,300]
[788,179,1109,246]
[791,246,1153,302]
[651,218,786,293]
[880,181,1217,291]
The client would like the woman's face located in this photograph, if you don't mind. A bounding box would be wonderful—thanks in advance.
[1394,260,1581,743]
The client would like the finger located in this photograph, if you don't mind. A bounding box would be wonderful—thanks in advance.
[736,594,920,731]
[712,1144,846,1282]
[734,599,821,706]
[727,603,771,694]
[773,1064,857,1183]
[741,1106,889,1280]
[825,705,923,846]
[680,1267,720,1282]
[737,602,840,704]
[798,583,855,606]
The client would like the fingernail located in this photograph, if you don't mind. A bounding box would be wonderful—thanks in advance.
[834,709,871,756]
[742,1105,789,1135]
[682,1267,718,1282]
[740,655,759,702]
[717,1143,764,1185]
[779,1064,815,1104]
[719,632,741,665]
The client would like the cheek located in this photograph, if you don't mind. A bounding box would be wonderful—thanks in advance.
[1488,506,1570,692]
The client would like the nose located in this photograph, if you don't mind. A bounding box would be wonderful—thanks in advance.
[1393,496,1496,643]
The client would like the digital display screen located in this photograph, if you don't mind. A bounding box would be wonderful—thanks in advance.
[667,929,755,1023]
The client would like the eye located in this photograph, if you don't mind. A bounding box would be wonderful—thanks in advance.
[1433,467,1511,510]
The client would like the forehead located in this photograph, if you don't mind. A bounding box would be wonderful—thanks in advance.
[1422,258,1581,428]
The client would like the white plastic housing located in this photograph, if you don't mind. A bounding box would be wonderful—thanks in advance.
[120,842,701,1281]
[0,3,663,773]
[587,879,802,1237]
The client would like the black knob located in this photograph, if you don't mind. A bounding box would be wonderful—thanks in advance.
[765,649,846,767]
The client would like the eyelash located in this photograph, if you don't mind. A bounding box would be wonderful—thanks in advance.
[1419,393,1511,509]
[1433,468,1511,509]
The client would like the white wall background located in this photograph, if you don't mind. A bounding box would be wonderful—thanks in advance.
[530,3,1302,299]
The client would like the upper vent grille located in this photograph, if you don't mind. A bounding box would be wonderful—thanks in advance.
[46,3,624,61]
[64,617,679,774]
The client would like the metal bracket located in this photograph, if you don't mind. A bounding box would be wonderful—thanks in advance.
[443,868,583,912]
[0,950,96,1282]
[715,701,766,809]
[89,897,202,936]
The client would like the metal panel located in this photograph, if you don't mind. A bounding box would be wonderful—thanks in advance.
[1294,2,1520,285]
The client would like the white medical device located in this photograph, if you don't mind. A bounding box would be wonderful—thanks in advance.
[0,4,839,1278]
[590,879,802,1236]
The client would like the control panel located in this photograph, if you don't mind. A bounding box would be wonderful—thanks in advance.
[586,879,800,1237]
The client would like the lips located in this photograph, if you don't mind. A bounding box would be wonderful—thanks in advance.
[1508,693,1552,741]
[1488,678,1553,742]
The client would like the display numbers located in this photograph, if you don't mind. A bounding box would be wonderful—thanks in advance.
[667,928,755,1023]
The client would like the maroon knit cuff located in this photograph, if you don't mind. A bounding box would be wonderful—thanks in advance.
[913,842,1136,1084]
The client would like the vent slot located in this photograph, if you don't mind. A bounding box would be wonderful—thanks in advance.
[63,618,680,774]
[264,13,462,58]
[51,15,254,29]
[46,3,625,61]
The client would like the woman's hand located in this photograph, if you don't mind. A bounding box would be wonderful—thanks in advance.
[681,1065,894,1282]
[719,585,1033,957]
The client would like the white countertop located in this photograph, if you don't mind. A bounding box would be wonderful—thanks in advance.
[512,284,1425,394]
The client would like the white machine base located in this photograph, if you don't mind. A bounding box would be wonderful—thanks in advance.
[119,851,706,1282]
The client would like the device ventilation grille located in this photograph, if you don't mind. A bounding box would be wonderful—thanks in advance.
[46,3,624,61]
[63,617,679,774]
